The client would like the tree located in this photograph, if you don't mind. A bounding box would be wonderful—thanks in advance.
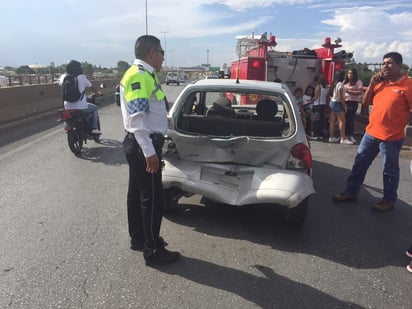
[16,65,35,74]
[401,64,410,77]
[82,62,94,76]
[117,60,130,74]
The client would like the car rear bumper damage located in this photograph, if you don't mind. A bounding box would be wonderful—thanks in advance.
[162,158,315,208]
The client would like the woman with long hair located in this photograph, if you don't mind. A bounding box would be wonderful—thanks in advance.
[344,68,363,142]
[328,71,353,144]
[312,75,329,139]
[302,85,315,135]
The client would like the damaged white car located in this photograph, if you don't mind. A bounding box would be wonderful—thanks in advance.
[162,79,315,225]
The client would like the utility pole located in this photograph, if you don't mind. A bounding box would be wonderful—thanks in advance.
[145,0,148,35]
[207,49,209,66]
[160,31,169,70]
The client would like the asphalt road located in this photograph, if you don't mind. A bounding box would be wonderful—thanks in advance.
[1,84,412,308]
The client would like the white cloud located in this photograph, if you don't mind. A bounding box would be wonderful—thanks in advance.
[195,0,313,12]
[321,5,412,65]
[2,0,412,67]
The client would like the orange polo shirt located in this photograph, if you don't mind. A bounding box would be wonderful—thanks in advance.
[366,76,412,141]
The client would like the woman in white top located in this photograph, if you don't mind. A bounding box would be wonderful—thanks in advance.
[328,71,353,144]
[311,75,329,139]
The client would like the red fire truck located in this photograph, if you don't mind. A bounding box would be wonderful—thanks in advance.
[230,33,351,93]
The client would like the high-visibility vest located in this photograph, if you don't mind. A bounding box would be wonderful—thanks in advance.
[121,64,165,110]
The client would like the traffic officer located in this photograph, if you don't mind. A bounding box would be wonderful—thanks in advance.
[120,35,180,266]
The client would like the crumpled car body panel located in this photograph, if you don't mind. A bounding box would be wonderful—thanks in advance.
[163,157,314,208]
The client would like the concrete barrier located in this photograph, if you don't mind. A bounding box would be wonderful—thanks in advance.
[0,78,120,126]
[1,80,411,147]
[355,112,412,147]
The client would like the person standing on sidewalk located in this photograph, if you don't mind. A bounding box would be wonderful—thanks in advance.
[120,35,180,266]
[312,75,329,140]
[328,71,353,144]
[333,52,412,212]
[344,68,363,143]
[406,163,412,272]
[407,247,412,273]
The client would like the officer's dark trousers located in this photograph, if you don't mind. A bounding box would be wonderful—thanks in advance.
[123,133,164,258]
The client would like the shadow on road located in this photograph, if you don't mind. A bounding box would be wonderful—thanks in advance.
[164,159,412,270]
[159,256,362,308]
[77,138,126,166]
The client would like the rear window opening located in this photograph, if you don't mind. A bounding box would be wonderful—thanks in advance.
[175,91,294,138]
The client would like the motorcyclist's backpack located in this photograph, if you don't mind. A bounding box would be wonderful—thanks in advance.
[62,74,84,102]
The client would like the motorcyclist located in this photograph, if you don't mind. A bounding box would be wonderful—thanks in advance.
[59,60,102,134]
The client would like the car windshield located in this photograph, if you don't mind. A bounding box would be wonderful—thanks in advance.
[174,89,295,138]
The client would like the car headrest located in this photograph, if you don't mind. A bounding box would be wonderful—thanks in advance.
[256,99,278,121]
[214,97,232,107]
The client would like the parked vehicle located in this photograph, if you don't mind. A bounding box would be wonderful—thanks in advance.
[0,76,7,87]
[115,84,120,106]
[59,94,101,156]
[162,78,315,225]
[166,72,180,85]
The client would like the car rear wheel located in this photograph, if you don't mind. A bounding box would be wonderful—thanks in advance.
[163,188,180,213]
[282,198,308,226]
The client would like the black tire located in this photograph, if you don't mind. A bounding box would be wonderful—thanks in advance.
[163,188,180,213]
[282,198,308,226]
[67,130,82,156]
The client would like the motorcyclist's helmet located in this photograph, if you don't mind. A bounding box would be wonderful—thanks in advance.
[66,60,83,75]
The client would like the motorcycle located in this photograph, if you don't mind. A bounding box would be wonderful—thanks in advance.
[59,94,101,156]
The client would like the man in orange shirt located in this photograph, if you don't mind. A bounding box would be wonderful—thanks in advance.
[333,52,412,212]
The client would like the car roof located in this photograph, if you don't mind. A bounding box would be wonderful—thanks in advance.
[191,78,288,93]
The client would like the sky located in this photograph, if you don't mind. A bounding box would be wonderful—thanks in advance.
[1,0,412,69]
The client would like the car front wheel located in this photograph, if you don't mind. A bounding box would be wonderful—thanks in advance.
[282,198,308,226]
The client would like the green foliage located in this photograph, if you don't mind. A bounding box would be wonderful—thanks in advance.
[117,61,130,74]
[6,58,411,83]
[344,60,411,86]
[82,62,94,76]
[16,65,36,74]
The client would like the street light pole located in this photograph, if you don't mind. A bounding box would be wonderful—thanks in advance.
[160,31,169,70]
[145,0,148,35]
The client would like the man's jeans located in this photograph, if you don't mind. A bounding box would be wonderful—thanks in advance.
[83,103,99,129]
[345,132,404,204]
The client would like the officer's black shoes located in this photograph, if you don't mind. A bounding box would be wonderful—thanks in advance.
[130,236,168,251]
[145,248,180,267]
